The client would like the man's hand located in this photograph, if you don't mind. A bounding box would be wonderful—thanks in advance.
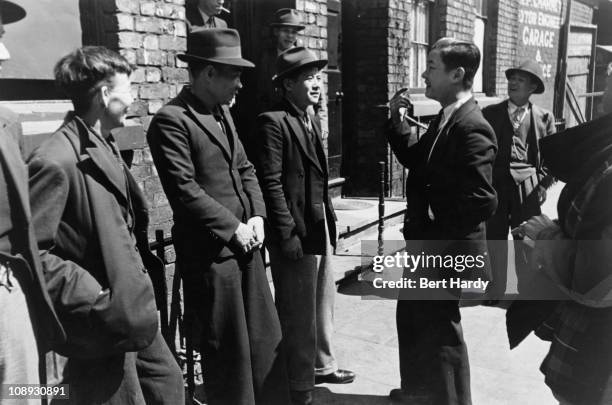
[247,216,265,248]
[231,222,257,254]
[280,235,303,260]
[389,88,413,127]
[537,184,547,205]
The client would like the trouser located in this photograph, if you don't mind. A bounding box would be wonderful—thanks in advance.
[486,178,542,298]
[180,249,291,405]
[47,330,184,405]
[268,230,337,392]
[0,263,40,405]
[396,298,471,405]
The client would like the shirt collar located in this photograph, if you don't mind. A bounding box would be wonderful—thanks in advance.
[199,8,213,23]
[507,99,531,115]
[285,97,308,119]
[440,93,472,127]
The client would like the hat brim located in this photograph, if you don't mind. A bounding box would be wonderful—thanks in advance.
[269,23,306,31]
[177,54,255,68]
[505,68,545,94]
[1,1,26,24]
[272,59,328,82]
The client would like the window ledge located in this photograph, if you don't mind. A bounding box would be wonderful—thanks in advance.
[409,93,504,117]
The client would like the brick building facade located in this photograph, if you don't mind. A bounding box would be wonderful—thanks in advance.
[1,0,601,233]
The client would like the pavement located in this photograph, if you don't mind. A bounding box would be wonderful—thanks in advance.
[308,184,564,404]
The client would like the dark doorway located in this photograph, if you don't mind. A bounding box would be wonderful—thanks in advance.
[327,0,343,185]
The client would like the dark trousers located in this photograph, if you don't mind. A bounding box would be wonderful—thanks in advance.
[50,330,184,405]
[396,299,471,405]
[486,178,542,297]
[180,250,290,405]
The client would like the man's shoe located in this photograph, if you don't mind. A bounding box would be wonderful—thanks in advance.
[314,369,355,384]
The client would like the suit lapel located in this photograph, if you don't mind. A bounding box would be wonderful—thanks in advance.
[63,118,130,205]
[0,133,30,219]
[284,114,323,173]
[428,97,478,166]
[180,90,233,162]
[311,115,328,174]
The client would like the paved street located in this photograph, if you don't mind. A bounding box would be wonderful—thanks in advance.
[310,184,564,404]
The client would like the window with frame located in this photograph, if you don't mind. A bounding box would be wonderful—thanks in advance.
[409,0,432,90]
[473,0,488,93]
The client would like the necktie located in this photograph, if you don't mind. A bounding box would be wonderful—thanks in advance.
[207,16,216,28]
[426,110,445,163]
[511,106,526,132]
[302,115,316,144]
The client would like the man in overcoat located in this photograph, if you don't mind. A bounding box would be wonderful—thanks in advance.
[386,38,497,404]
[0,2,65,400]
[482,60,556,301]
[147,28,290,405]
[27,46,183,404]
[254,47,354,405]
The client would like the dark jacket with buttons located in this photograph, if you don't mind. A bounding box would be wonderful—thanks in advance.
[147,87,266,260]
[254,99,336,255]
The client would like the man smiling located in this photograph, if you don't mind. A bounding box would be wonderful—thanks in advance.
[386,38,497,404]
[482,60,555,303]
[254,46,354,405]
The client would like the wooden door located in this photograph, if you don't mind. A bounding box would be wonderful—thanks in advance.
[327,0,343,181]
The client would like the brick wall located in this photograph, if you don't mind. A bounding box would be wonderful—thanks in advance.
[342,0,391,196]
[437,0,476,41]
[488,0,519,97]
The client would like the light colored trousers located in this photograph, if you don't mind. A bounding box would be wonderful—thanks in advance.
[268,229,337,392]
[0,264,40,405]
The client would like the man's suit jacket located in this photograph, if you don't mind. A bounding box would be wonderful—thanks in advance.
[255,99,336,254]
[482,100,555,190]
[28,114,162,358]
[0,109,65,352]
[185,5,228,30]
[387,97,498,243]
[147,87,266,260]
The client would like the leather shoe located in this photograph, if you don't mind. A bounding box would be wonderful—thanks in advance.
[314,369,355,384]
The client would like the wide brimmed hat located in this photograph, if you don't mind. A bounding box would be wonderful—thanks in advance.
[272,47,327,82]
[506,60,545,94]
[178,28,254,68]
[1,1,26,24]
[269,8,305,31]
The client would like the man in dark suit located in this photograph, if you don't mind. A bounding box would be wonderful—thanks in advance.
[0,2,65,398]
[254,47,354,405]
[186,0,228,30]
[386,38,497,404]
[482,60,555,301]
[147,28,290,405]
[28,46,183,404]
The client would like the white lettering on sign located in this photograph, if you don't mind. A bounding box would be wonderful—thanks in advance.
[518,0,562,13]
[522,26,555,48]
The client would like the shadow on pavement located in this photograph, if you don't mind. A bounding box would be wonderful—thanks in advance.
[313,387,393,404]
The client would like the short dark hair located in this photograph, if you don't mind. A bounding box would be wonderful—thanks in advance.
[54,46,133,114]
[431,38,480,90]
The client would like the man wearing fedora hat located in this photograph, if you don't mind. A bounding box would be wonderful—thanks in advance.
[482,60,556,302]
[254,46,355,405]
[147,28,290,405]
[0,2,65,401]
[256,9,306,114]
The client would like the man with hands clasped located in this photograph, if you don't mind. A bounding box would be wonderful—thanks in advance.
[147,28,290,405]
